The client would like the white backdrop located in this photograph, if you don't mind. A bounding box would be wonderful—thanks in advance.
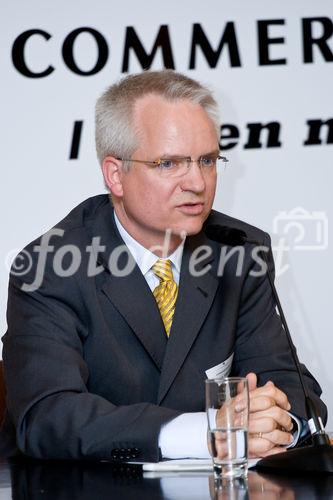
[1,1,333,427]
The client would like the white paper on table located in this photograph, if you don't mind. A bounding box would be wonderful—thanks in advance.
[141,458,259,472]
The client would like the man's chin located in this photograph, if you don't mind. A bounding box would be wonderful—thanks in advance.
[171,221,205,238]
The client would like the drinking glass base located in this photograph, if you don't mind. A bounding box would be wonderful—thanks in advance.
[213,461,248,479]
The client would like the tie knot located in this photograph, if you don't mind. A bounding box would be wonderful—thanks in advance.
[152,259,173,282]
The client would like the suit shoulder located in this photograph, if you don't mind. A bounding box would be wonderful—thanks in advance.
[56,194,110,231]
[10,195,112,285]
[206,210,269,244]
[22,194,110,251]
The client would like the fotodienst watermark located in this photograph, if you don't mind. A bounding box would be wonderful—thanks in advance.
[4,207,328,291]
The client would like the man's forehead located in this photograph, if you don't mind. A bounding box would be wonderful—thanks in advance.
[133,93,203,118]
[131,93,218,154]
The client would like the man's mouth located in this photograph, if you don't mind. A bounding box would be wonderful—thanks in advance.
[176,202,204,215]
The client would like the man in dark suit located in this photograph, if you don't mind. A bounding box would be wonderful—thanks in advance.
[2,71,326,461]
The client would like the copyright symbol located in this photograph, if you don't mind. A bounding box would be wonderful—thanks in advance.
[5,249,33,276]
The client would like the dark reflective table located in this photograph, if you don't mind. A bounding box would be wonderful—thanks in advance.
[0,426,332,500]
[0,456,333,500]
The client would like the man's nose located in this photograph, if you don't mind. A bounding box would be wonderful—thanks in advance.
[179,161,206,193]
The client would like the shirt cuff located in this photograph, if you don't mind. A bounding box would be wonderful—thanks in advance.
[158,412,211,459]
[287,412,303,448]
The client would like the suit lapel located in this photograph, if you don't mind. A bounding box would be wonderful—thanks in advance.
[157,231,219,404]
[89,202,167,371]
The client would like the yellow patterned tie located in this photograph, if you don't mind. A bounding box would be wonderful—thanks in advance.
[152,259,178,337]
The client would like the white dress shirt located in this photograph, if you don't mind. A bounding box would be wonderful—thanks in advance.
[114,212,301,458]
[114,212,210,458]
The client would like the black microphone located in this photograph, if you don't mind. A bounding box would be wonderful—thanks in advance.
[205,224,333,474]
[204,225,248,246]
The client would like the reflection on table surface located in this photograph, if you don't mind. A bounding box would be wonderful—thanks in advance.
[1,457,333,499]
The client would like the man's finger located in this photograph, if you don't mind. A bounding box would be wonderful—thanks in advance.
[248,395,278,413]
[249,416,281,434]
[250,406,293,431]
[249,381,291,411]
[246,372,257,392]
[248,436,275,456]
[234,373,256,411]
[249,436,288,458]
[235,379,290,412]
[260,429,294,446]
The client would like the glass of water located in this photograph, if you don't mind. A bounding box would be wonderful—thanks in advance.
[206,377,249,479]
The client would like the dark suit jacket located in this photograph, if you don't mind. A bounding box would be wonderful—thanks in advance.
[2,195,326,461]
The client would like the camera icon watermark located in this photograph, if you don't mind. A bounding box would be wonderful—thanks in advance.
[272,207,328,251]
[272,207,328,277]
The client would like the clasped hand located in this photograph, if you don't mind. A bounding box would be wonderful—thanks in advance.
[245,373,294,457]
[212,373,294,459]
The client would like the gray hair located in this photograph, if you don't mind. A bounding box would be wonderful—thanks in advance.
[95,70,220,166]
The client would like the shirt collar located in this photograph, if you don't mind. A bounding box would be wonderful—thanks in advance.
[113,211,185,276]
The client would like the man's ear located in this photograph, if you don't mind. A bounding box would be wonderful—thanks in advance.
[102,157,124,197]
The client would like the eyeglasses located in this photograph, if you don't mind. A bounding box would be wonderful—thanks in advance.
[116,153,229,178]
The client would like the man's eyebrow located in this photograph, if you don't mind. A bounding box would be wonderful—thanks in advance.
[159,150,220,159]
[159,154,190,159]
[199,150,220,157]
